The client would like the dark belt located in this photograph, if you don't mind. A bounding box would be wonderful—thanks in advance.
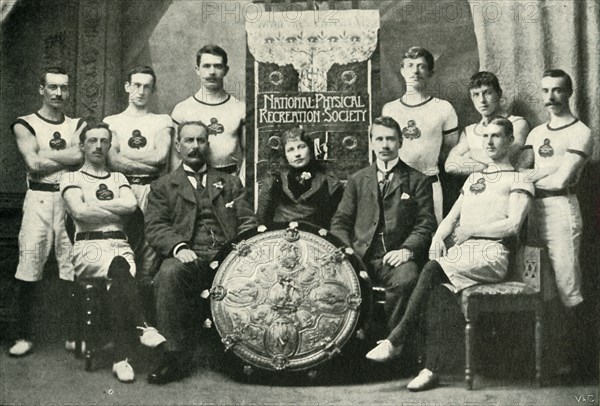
[75,230,127,241]
[535,188,573,199]
[126,174,159,185]
[29,182,60,192]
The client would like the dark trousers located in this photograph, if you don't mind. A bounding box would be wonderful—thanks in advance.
[387,260,449,346]
[367,258,420,338]
[14,280,36,340]
[424,283,465,373]
[106,256,147,362]
[14,279,77,342]
[153,257,215,353]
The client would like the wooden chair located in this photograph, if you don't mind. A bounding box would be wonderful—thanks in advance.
[65,208,145,371]
[460,244,545,389]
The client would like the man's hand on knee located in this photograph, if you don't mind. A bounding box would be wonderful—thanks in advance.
[429,237,447,260]
[175,249,198,264]
[383,248,413,268]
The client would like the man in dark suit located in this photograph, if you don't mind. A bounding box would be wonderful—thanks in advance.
[144,121,257,384]
[330,116,436,362]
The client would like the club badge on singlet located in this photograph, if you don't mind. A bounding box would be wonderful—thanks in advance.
[469,177,487,194]
[401,119,421,140]
[524,119,592,187]
[128,129,147,149]
[12,112,84,184]
[96,183,115,200]
[538,138,554,158]
[171,94,245,168]
[382,97,458,175]
[49,131,67,150]
[207,117,225,135]
[103,113,172,160]
[60,170,131,232]
[460,169,534,227]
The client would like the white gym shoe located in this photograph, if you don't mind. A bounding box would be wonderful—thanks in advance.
[407,368,440,391]
[365,339,402,362]
[112,359,135,383]
[65,340,76,352]
[137,323,166,348]
[8,339,33,357]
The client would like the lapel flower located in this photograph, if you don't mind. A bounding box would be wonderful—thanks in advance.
[225,200,235,209]
[300,172,312,181]
[298,171,312,185]
[213,180,224,189]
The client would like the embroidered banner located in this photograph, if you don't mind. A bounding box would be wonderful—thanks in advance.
[246,10,381,206]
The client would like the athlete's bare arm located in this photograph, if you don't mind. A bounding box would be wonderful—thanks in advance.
[430,194,463,259]
[37,122,86,166]
[445,131,487,175]
[517,147,534,170]
[440,129,459,163]
[130,127,172,167]
[508,118,529,166]
[62,185,120,224]
[108,139,159,175]
[455,191,531,242]
[535,141,593,191]
[13,123,75,175]
[532,129,593,190]
[95,184,138,215]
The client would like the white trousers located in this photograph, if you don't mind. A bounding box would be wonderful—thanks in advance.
[15,190,74,282]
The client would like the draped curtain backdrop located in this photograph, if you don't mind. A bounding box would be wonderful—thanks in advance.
[468,0,600,161]
[0,1,18,24]
[469,0,599,372]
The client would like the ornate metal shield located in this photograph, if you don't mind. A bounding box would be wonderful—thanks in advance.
[210,224,362,371]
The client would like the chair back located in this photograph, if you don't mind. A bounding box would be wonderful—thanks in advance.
[510,244,542,293]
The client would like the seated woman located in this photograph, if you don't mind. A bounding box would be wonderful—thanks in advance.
[365,117,534,391]
[257,127,343,229]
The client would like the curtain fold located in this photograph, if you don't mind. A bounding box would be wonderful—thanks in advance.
[469,0,599,161]
[1,0,19,25]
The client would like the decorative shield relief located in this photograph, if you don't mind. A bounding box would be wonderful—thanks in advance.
[210,225,362,371]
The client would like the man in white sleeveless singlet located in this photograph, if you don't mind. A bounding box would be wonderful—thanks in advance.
[519,69,593,309]
[171,45,246,183]
[104,66,173,284]
[446,71,530,175]
[382,47,459,225]
[9,67,86,357]
[60,123,165,383]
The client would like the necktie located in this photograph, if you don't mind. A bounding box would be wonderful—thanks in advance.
[185,170,206,190]
[379,171,390,195]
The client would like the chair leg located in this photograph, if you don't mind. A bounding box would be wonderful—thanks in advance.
[535,309,543,387]
[465,319,473,390]
[82,283,97,371]
[72,289,83,359]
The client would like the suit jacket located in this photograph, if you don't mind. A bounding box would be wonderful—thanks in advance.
[330,160,436,260]
[145,166,257,258]
[256,167,343,229]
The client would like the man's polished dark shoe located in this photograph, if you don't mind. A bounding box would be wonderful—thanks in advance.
[147,356,186,385]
